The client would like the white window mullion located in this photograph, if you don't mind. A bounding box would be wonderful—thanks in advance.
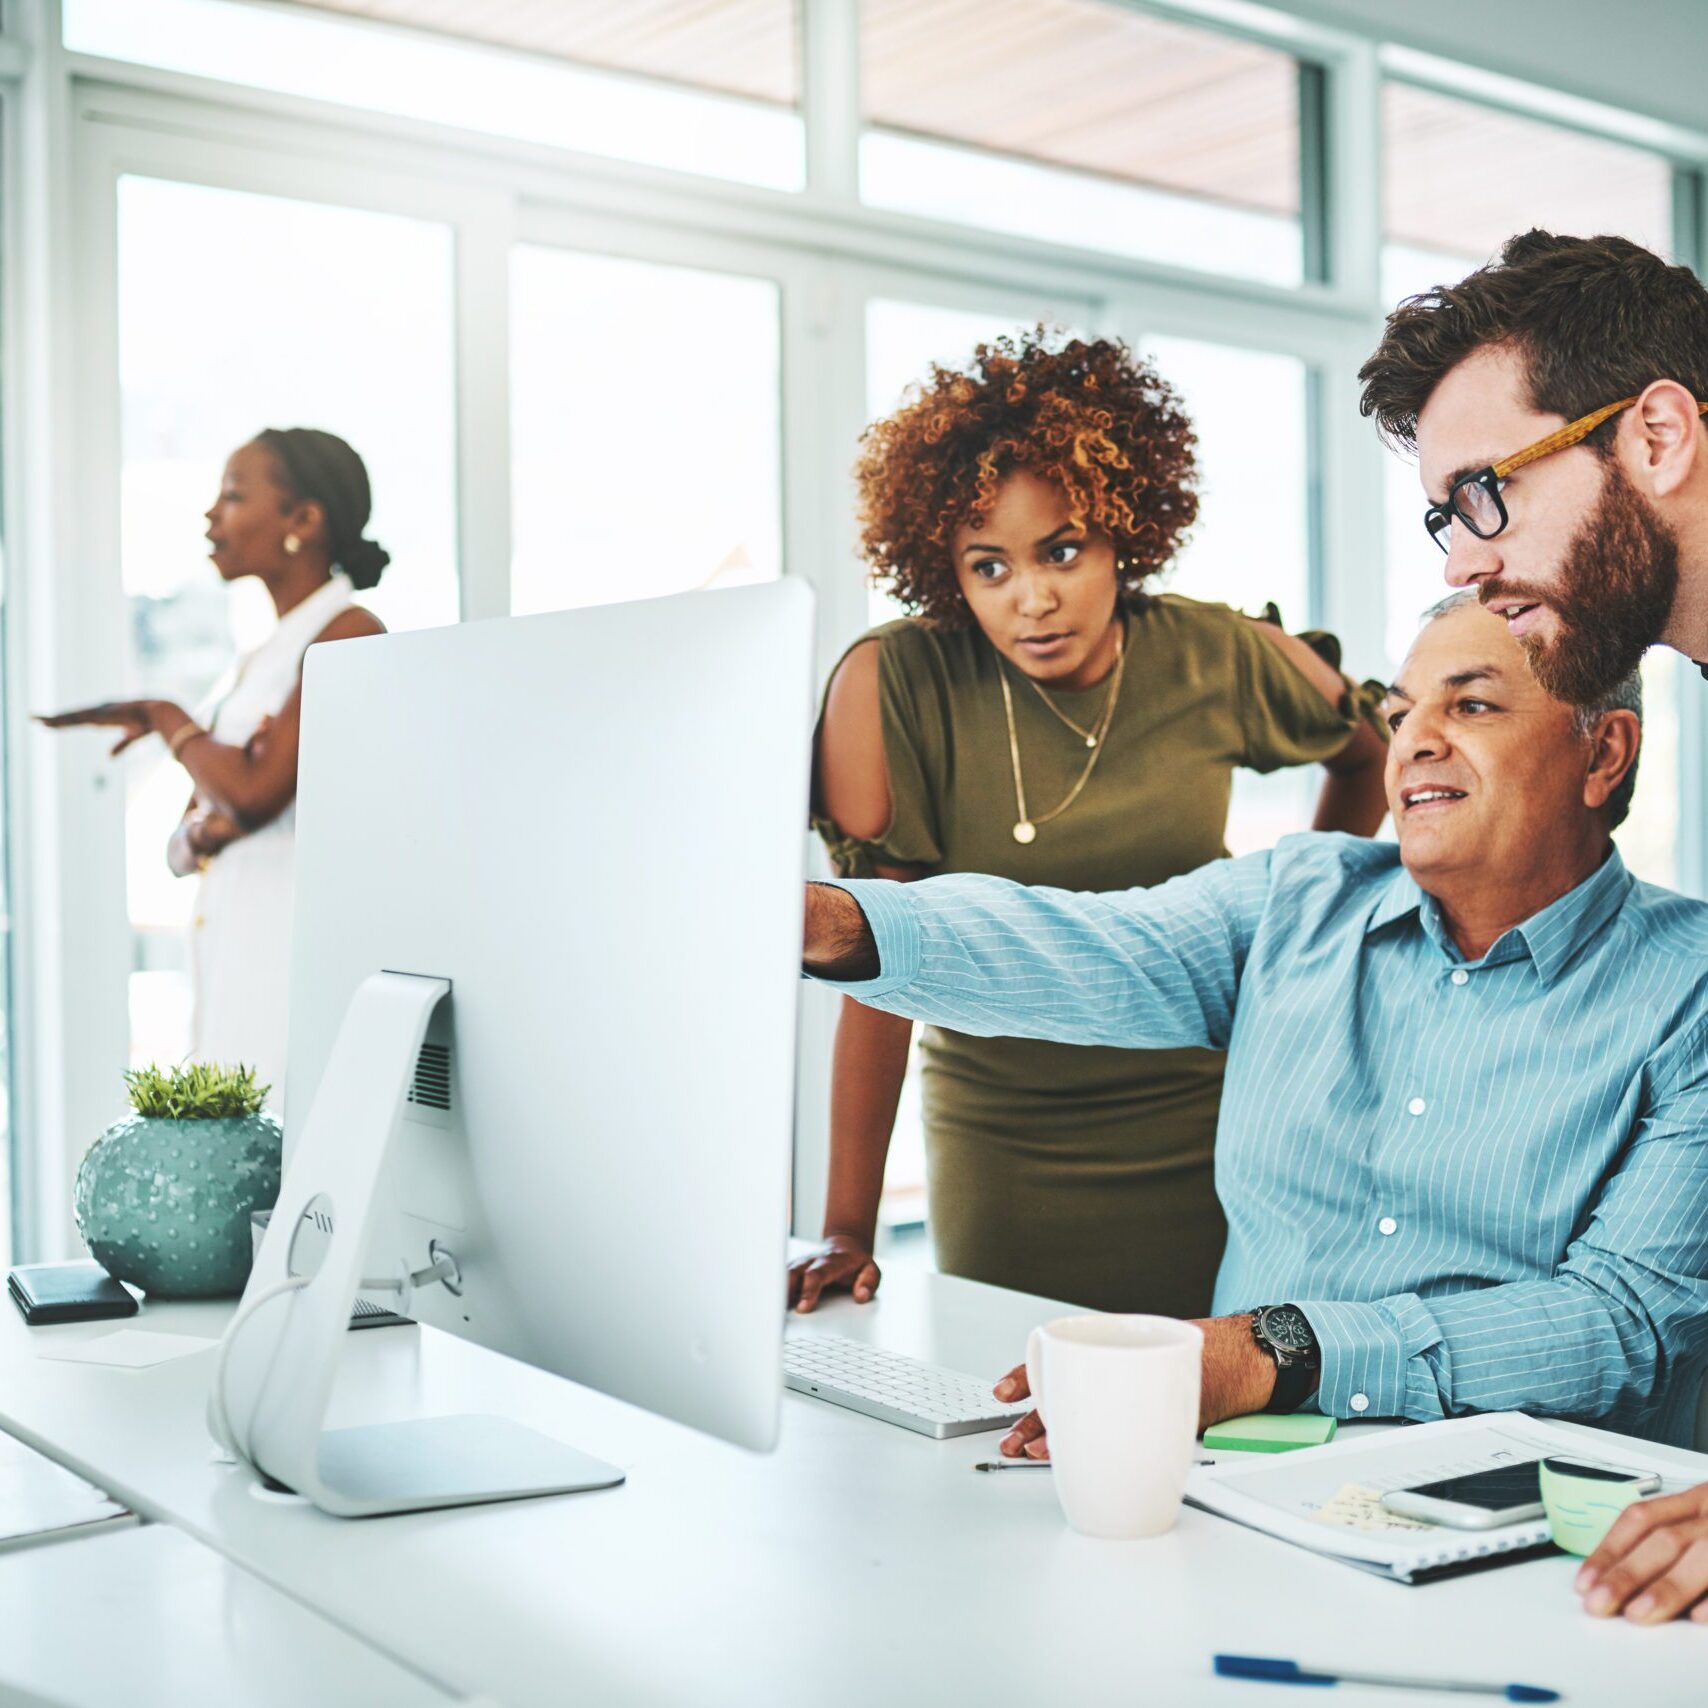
[451,194,516,622]
[799,0,860,205]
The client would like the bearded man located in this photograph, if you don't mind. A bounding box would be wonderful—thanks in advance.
[1359,229,1708,1627]
[1359,228,1708,707]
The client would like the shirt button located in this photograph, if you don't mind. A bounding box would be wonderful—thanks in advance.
[1450,969,1469,986]
[1378,1216,1397,1236]
[1350,1393,1370,1414]
[1407,1096,1426,1117]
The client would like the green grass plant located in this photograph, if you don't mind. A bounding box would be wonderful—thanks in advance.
[123,1062,272,1120]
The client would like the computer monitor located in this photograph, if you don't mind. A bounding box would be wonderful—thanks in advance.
[211,580,815,1516]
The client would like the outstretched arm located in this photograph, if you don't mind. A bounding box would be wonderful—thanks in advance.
[801,852,1271,1052]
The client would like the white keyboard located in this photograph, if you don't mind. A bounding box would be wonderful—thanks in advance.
[782,1333,1029,1439]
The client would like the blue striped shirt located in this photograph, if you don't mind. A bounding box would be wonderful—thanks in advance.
[824,835,1708,1444]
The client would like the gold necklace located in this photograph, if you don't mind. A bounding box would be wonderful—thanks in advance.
[1028,676,1103,747]
[1000,623,1126,844]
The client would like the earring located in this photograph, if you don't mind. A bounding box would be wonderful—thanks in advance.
[283,534,301,556]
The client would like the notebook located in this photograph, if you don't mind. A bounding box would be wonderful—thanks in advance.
[1186,1411,1708,1585]
[0,1429,136,1555]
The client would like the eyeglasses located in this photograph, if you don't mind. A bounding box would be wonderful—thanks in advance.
[1422,395,1708,555]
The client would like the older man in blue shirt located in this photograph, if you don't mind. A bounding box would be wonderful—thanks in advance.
[802,594,1708,1448]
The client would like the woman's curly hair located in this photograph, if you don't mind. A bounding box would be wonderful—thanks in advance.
[855,329,1199,625]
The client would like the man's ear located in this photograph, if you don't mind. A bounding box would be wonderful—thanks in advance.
[1626,380,1703,500]
[1583,708,1641,814]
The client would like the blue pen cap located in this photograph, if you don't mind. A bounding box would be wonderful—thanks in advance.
[1213,1655,1335,1686]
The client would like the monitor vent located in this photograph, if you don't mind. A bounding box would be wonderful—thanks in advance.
[408,1042,452,1111]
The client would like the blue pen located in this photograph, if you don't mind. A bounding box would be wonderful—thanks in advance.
[1213,1654,1559,1703]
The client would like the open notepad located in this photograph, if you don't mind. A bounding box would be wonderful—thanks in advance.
[1186,1412,1708,1584]
[0,1429,135,1555]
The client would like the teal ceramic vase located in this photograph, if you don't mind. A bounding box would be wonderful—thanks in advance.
[74,1112,283,1299]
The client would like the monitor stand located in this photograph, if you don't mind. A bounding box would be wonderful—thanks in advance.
[209,970,625,1517]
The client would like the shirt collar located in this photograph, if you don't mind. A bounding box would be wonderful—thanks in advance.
[1364,846,1632,985]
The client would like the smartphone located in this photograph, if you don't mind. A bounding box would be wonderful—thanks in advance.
[1541,1456,1663,1489]
[1380,1459,1547,1530]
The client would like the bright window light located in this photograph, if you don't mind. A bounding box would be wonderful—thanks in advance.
[66,0,805,192]
[116,174,459,1067]
[860,0,1303,286]
[509,247,782,617]
[862,133,1301,287]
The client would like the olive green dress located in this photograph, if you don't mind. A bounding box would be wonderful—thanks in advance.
[812,593,1375,1317]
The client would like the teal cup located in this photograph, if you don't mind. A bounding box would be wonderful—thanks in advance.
[1539,1456,1657,1557]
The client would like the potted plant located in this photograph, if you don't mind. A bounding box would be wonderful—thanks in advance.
[74,1063,283,1300]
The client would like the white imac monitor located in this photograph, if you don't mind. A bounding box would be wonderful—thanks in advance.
[212,581,815,1517]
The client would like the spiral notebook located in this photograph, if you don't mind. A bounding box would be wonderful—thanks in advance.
[1186,1411,1708,1585]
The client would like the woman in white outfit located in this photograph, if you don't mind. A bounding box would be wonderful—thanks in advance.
[42,429,388,1099]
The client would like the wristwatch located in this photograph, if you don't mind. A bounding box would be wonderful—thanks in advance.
[1250,1304,1321,1414]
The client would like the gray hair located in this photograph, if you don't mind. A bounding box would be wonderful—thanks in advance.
[1419,590,1642,829]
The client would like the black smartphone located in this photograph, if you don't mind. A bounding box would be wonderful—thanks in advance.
[1380,1459,1545,1530]
[1541,1456,1662,1486]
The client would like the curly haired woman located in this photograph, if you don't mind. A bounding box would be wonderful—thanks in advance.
[790,330,1387,1318]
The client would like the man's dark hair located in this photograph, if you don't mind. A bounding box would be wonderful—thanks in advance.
[1359,231,1708,454]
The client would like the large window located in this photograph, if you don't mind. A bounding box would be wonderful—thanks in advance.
[1146,334,1319,856]
[1379,83,1685,887]
[860,0,1305,285]
[66,0,804,190]
[116,175,458,1070]
[509,248,782,616]
[24,0,1708,1261]
[0,554,11,1266]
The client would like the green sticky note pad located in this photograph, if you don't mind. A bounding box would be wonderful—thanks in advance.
[1203,1413,1338,1453]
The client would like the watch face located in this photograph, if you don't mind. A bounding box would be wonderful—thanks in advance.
[1261,1306,1314,1352]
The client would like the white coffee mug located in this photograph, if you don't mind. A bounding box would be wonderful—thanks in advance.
[1023,1314,1203,1540]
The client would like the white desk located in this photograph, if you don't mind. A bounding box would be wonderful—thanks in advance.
[0,1523,452,1707]
[0,1263,1701,1707]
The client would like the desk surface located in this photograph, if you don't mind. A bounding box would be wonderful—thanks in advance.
[0,1523,451,1707]
[0,1263,1701,1708]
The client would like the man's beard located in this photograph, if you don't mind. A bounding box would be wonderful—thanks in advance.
[1488,459,1678,706]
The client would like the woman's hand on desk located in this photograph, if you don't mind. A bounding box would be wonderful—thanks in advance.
[992,1366,1049,1461]
[1577,1483,1708,1624]
[788,1235,881,1313]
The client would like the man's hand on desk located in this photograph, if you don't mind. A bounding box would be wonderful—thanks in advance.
[802,884,881,982]
[1576,1483,1708,1625]
[991,1315,1278,1459]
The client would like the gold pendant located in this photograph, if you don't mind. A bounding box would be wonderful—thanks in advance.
[1013,821,1036,844]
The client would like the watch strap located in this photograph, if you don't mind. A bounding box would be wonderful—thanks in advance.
[1265,1354,1320,1415]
